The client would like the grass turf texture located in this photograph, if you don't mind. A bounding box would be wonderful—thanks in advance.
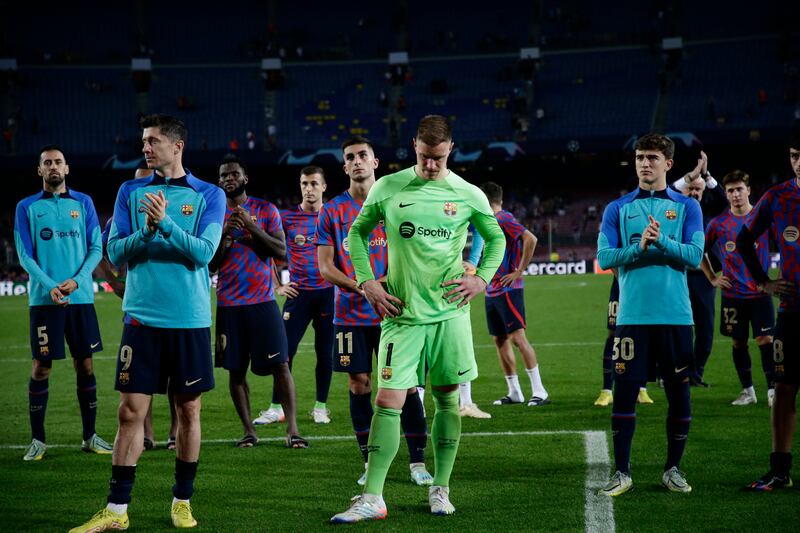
[0,274,797,531]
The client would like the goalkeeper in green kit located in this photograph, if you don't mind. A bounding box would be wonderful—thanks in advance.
[331,115,505,523]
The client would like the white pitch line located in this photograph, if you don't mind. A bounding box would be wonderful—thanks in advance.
[1,429,613,532]
[0,341,604,362]
[584,431,615,533]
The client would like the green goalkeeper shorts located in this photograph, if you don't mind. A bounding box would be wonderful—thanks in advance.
[377,311,478,389]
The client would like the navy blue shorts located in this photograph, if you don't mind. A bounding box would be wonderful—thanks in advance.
[612,325,694,383]
[485,288,526,336]
[283,287,334,359]
[719,295,775,339]
[29,304,102,361]
[333,325,381,374]
[116,324,214,395]
[773,312,800,385]
[215,301,288,376]
[607,278,620,330]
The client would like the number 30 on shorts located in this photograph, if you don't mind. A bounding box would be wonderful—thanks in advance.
[612,337,635,361]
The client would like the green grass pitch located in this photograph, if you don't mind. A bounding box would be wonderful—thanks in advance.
[0,274,797,531]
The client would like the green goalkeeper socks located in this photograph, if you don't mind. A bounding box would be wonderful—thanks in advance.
[431,389,461,487]
[364,407,402,495]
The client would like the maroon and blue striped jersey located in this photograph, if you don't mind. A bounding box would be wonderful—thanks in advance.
[281,205,331,290]
[216,197,282,307]
[316,190,386,326]
[743,179,800,312]
[487,210,526,297]
[706,209,770,299]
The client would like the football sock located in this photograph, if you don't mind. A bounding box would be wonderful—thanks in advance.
[732,346,753,388]
[504,375,524,402]
[758,343,776,389]
[611,380,638,474]
[76,373,98,440]
[350,391,373,462]
[459,382,473,406]
[108,464,136,505]
[526,366,548,399]
[664,378,692,471]
[173,459,198,500]
[363,407,401,495]
[400,390,427,464]
[602,336,614,390]
[431,389,461,487]
[315,328,334,404]
[106,503,128,515]
[770,452,792,476]
[28,378,48,442]
[313,400,327,410]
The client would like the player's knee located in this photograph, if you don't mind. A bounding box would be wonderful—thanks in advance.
[175,397,202,424]
[493,335,508,347]
[348,373,371,394]
[118,401,146,426]
[755,336,773,346]
[74,357,93,377]
[732,338,748,349]
[31,361,51,380]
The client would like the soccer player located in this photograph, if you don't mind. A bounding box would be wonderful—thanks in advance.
[737,134,800,491]
[97,168,179,451]
[270,166,335,424]
[15,144,112,461]
[702,170,775,407]
[331,115,505,522]
[317,135,432,486]
[597,133,704,496]
[674,151,727,386]
[71,114,225,532]
[479,181,550,408]
[593,275,654,407]
[209,154,306,449]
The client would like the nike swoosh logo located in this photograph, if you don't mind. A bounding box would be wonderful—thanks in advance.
[457,368,472,376]
[627,215,640,219]
[399,202,415,208]
[37,213,46,218]
[90,342,100,349]
[185,378,202,386]
[267,352,280,359]
[675,366,689,373]
[761,327,770,332]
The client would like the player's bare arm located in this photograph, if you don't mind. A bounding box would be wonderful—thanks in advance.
[500,229,536,287]
[317,245,364,295]
[700,253,731,289]
[233,206,287,261]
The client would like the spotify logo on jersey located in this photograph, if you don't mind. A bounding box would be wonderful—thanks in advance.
[399,221,416,238]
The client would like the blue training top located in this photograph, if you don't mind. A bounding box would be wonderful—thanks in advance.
[597,187,704,325]
[15,188,102,306]
[108,172,225,328]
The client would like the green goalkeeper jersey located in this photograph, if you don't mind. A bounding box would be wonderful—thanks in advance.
[348,166,505,325]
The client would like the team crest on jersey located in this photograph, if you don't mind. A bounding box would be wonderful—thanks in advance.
[381,367,392,380]
[181,204,194,216]
[725,241,736,252]
[784,226,799,243]
[665,209,677,220]
[283,312,290,320]
[119,372,130,385]
[251,215,258,224]
[443,202,457,216]
[70,210,80,219]
[342,237,350,253]
[39,346,49,356]
[615,362,625,374]
[340,355,351,367]
[294,234,306,246]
